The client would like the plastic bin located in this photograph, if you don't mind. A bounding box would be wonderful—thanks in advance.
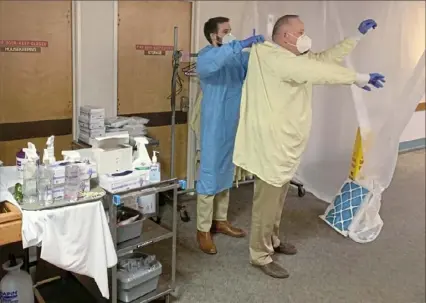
[117,253,162,303]
[117,206,143,244]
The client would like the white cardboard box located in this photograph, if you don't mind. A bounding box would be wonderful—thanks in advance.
[79,127,106,138]
[80,105,105,115]
[79,120,105,130]
[79,112,105,122]
[79,113,105,125]
[92,144,133,175]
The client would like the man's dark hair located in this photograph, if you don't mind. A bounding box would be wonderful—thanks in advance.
[272,14,299,40]
[203,17,230,44]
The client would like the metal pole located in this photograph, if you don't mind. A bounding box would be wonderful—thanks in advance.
[108,195,117,303]
[171,183,178,291]
[170,26,179,178]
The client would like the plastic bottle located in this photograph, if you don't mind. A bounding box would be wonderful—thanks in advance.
[46,136,56,163]
[38,151,54,206]
[149,151,161,183]
[0,255,34,303]
[16,149,26,179]
[22,144,39,204]
[132,137,152,170]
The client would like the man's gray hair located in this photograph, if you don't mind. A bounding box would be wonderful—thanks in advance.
[272,14,299,39]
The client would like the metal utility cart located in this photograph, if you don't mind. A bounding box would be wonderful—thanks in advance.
[105,178,179,303]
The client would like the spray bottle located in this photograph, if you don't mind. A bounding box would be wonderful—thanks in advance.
[46,136,56,163]
[132,137,152,170]
[149,151,161,183]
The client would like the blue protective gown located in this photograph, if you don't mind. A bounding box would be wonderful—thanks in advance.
[196,41,250,195]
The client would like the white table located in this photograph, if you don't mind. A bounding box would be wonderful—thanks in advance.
[0,166,117,299]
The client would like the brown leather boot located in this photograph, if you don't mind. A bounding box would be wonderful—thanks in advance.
[197,231,217,254]
[211,220,246,238]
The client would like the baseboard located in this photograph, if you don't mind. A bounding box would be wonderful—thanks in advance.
[399,138,426,153]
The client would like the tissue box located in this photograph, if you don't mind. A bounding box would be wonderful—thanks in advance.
[50,161,97,186]
[53,180,90,200]
[53,186,65,200]
[99,170,146,193]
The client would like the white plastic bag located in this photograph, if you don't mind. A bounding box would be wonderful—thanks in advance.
[320,178,383,243]
[347,180,384,243]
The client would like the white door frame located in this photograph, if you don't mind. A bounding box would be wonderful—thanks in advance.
[71,0,119,140]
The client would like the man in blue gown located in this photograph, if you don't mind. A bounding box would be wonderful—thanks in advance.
[195,16,264,254]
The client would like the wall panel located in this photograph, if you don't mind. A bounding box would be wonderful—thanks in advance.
[0,1,72,164]
[118,1,192,178]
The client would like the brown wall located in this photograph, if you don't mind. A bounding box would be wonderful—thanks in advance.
[118,0,192,179]
[0,1,73,165]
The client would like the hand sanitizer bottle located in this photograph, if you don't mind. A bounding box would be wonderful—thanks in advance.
[149,151,161,183]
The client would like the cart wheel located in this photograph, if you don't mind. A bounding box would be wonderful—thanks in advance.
[298,186,306,197]
[171,286,180,298]
[180,209,190,222]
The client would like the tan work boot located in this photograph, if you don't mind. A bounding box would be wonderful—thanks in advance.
[197,231,217,254]
[253,261,290,279]
[211,220,246,238]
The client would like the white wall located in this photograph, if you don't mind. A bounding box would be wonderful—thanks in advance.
[72,0,118,139]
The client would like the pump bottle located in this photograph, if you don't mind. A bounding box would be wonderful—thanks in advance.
[149,151,161,183]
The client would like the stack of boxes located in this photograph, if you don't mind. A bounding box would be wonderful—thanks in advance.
[78,106,106,145]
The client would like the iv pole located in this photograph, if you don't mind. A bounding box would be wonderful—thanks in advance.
[164,26,192,222]
[170,26,181,179]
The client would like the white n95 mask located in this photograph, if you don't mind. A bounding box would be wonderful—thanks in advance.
[295,34,312,53]
[222,33,237,44]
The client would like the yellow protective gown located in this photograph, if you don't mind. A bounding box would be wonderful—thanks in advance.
[233,38,360,187]
[189,79,253,183]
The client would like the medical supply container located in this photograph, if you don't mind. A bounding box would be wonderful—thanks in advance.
[37,164,54,206]
[117,252,162,302]
[64,164,82,202]
[117,206,143,243]
[0,255,34,303]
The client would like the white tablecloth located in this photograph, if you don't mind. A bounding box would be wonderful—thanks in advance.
[0,166,117,299]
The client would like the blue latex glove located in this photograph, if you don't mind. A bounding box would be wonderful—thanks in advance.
[362,73,386,91]
[358,19,377,35]
[240,35,265,49]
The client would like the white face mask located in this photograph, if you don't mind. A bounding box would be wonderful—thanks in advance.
[288,33,312,53]
[221,33,237,44]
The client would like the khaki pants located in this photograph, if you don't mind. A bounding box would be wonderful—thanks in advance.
[197,190,230,232]
[250,178,290,266]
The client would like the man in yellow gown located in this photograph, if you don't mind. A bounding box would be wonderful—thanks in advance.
[233,15,385,278]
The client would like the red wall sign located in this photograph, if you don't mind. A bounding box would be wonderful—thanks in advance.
[0,40,48,53]
[136,44,173,52]
[0,40,48,47]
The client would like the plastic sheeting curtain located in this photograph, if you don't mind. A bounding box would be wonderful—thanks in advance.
[193,0,425,202]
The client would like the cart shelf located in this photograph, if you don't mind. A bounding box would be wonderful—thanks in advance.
[117,219,173,256]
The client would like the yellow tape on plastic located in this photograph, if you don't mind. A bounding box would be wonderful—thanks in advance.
[349,128,363,180]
